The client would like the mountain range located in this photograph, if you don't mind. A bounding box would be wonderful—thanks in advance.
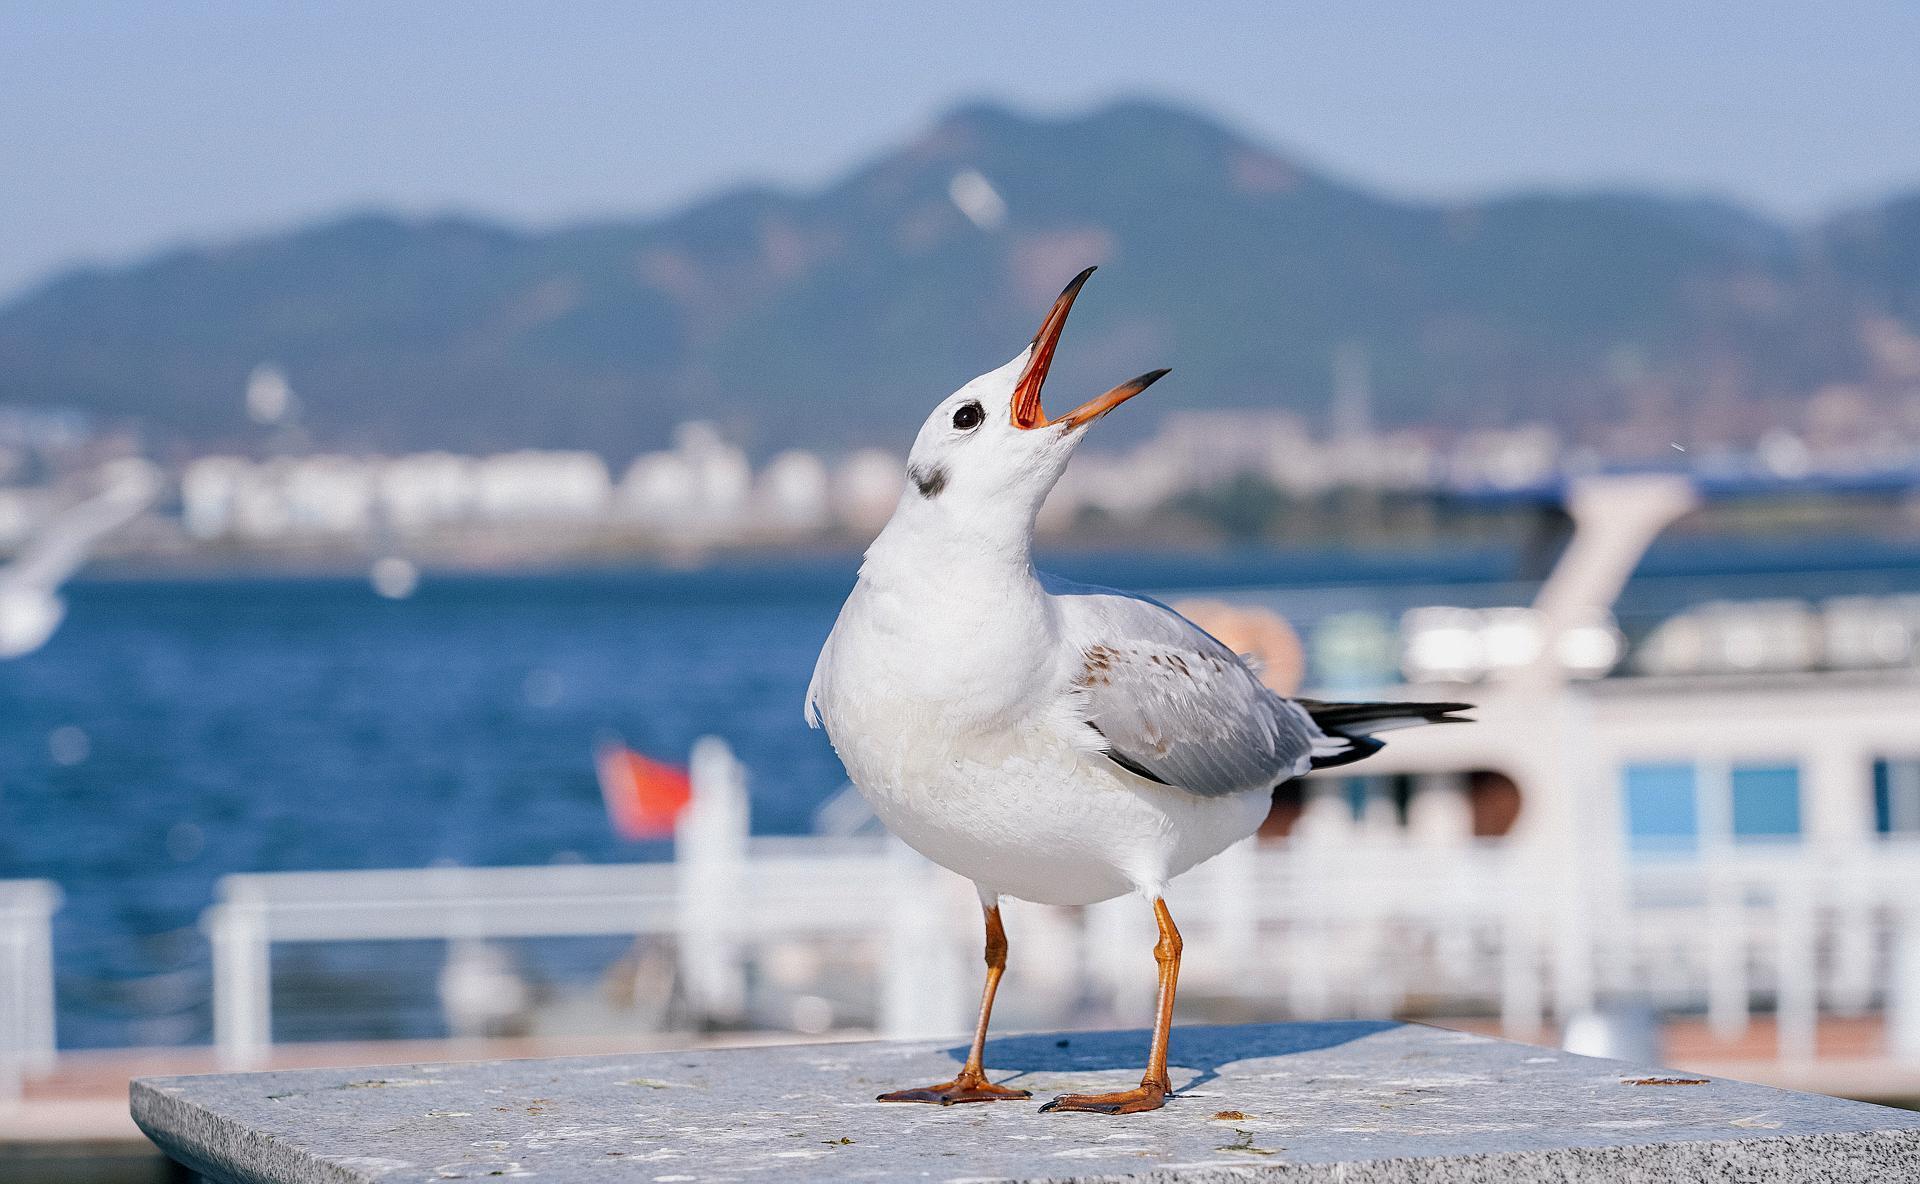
[2,99,1916,460]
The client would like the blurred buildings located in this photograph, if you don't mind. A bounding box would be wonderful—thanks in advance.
[1050,411,1562,526]
[176,422,907,550]
[165,410,1571,552]
[2,388,1920,563]
[160,408,1920,556]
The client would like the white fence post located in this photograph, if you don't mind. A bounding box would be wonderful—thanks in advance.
[1704,860,1749,1040]
[0,905,25,1105]
[1548,865,1596,1025]
[1775,869,1818,1063]
[0,881,62,1104]
[675,736,751,1023]
[208,891,271,1069]
[24,894,56,1074]
[1204,836,1257,979]
[1892,909,1920,1063]
[878,841,963,1039]
[1285,843,1336,1020]
[1500,898,1545,1037]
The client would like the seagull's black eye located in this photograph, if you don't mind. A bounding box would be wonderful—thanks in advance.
[951,401,984,431]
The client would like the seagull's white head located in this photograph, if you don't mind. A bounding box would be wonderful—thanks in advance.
[898,266,1167,537]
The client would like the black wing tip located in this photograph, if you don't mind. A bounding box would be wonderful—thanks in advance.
[1301,699,1475,727]
[1307,733,1385,771]
[1299,700,1475,773]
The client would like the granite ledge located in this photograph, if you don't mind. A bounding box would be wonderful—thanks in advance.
[132,1020,1920,1183]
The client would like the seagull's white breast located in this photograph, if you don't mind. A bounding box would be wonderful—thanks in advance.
[811,571,1269,906]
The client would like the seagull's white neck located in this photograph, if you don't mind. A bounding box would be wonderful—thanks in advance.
[861,490,1040,593]
[851,495,1058,730]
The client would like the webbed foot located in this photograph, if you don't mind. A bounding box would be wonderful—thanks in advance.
[877,1073,1031,1105]
[1039,1080,1168,1115]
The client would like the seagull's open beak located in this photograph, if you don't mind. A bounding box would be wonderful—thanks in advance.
[1011,266,1169,430]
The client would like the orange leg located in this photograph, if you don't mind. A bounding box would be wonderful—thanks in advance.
[1042,897,1181,1115]
[877,903,1031,1105]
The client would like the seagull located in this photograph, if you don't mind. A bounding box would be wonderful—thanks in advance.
[0,460,159,659]
[806,267,1470,1115]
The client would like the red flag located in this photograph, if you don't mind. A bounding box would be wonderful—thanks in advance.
[595,742,692,839]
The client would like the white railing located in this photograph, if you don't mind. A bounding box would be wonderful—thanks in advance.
[202,843,965,1067]
[0,879,60,1104]
[202,736,984,1066]
[197,833,1920,1069]
[191,740,1920,1072]
[1598,844,1920,1062]
[1157,838,1557,1030]
[1163,836,1920,1066]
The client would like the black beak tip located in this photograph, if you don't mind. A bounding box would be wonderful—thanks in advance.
[1051,265,1096,307]
[1029,266,1100,350]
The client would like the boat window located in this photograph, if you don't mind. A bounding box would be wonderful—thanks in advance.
[1730,764,1802,842]
[1623,763,1699,854]
[1875,760,1920,835]
[1467,770,1522,837]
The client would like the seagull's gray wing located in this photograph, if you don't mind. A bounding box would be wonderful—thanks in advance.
[1042,573,1320,797]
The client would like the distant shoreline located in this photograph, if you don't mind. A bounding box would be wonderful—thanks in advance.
[64,526,1920,590]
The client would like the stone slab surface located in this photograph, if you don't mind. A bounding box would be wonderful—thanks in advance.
[132,1021,1920,1183]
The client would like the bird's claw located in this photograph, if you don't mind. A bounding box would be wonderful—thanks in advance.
[1040,1080,1169,1115]
[877,1076,1031,1105]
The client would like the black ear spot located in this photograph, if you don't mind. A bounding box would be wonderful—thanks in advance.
[909,463,949,499]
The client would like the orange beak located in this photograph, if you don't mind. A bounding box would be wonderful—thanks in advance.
[1010,266,1170,430]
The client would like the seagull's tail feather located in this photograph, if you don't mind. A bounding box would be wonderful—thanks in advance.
[1300,699,1473,771]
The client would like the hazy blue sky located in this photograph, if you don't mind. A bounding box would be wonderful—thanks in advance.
[3,1,1917,299]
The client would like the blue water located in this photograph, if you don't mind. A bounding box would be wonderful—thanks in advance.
[9,538,1920,1049]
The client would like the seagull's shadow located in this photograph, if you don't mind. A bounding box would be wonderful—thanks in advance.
[954,1021,1401,1094]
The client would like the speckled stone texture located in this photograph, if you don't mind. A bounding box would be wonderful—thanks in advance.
[132,1021,1920,1182]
